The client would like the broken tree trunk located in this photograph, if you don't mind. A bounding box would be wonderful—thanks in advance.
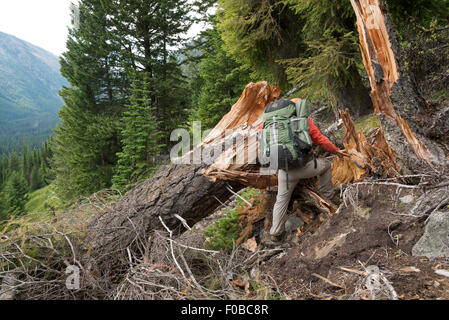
[350,0,448,174]
[204,1,449,188]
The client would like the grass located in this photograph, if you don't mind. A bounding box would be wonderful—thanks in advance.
[24,185,54,213]
[0,198,99,274]
[354,114,379,135]
[0,188,119,274]
[332,113,379,141]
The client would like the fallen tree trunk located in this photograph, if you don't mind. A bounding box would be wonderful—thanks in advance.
[87,164,241,262]
[86,82,281,273]
[84,82,367,279]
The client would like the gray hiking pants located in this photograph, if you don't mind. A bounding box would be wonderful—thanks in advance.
[270,158,334,236]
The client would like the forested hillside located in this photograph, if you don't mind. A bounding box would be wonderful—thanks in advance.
[0,142,52,220]
[0,32,67,154]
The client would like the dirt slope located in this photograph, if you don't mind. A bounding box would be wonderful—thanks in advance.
[261,184,449,300]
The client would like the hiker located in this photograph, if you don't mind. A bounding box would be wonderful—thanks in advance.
[259,98,346,244]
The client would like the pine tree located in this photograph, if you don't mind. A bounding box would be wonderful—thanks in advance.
[29,165,41,192]
[217,0,305,90]
[387,0,449,27]
[0,154,7,186]
[216,0,373,114]
[52,0,197,201]
[277,0,372,114]
[0,200,6,221]
[39,149,50,187]
[21,143,31,185]
[8,152,20,174]
[0,141,52,218]
[52,0,127,200]
[188,24,251,129]
[156,54,192,151]
[112,73,164,192]
[107,0,193,147]
[2,172,29,217]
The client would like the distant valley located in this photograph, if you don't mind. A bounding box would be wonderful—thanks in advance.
[0,31,67,154]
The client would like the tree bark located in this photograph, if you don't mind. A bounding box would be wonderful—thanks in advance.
[86,162,243,272]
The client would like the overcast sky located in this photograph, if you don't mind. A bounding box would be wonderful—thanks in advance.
[0,0,209,57]
[0,0,75,56]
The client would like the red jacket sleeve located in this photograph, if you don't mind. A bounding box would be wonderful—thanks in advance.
[308,118,339,154]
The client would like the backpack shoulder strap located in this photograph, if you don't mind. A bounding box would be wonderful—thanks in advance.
[294,99,313,145]
[295,99,308,118]
[295,100,301,117]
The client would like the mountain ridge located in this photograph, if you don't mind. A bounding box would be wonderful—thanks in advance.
[0,31,67,153]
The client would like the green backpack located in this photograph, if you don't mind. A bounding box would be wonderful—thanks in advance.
[260,99,313,173]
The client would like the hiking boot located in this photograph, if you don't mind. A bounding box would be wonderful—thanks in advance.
[270,233,284,243]
[260,230,287,248]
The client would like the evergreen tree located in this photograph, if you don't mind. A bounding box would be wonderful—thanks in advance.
[52,0,126,200]
[156,54,192,150]
[8,152,20,174]
[29,165,41,192]
[2,172,29,217]
[217,0,373,114]
[388,0,449,28]
[188,25,251,129]
[279,0,372,114]
[39,150,50,187]
[0,200,6,221]
[0,142,51,190]
[107,0,193,147]
[0,154,7,186]
[21,143,32,184]
[112,73,164,192]
[217,0,305,89]
[52,0,197,201]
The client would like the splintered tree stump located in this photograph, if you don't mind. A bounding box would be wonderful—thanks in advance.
[350,0,448,174]
[332,109,400,185]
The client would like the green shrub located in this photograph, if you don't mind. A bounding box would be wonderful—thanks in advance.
[204,188,260,252]
[402,18,449,99]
